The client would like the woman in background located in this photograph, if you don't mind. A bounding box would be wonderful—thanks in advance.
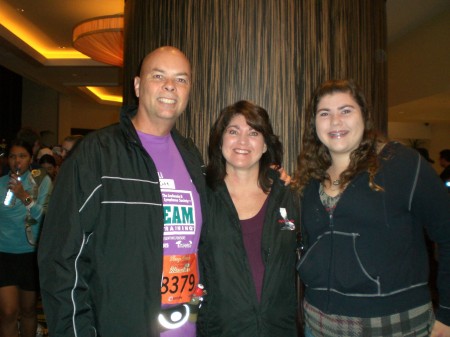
[0,139,52,337]
[293,79,450,337]
[38,154,59,182]
[198,100,300,337]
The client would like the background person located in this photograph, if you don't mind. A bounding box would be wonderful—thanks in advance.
[38,46,207,337]
[38,154,58,182]
[60,135,84,160]
[16,128,41,169]
[35,147,53,163]
[51,146,63,167]
[293,79,450,337]
[197,101,300,337]
[0,139,52,337]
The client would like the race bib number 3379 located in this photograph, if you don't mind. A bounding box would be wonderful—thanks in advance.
[161,253,198,304]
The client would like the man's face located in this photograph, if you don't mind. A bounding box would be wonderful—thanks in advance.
[134,49,191,125]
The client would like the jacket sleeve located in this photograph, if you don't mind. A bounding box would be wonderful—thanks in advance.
[412,156,450,325]
[38,141,100,337]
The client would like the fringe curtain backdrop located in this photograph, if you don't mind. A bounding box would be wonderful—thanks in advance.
[123,0,387,173]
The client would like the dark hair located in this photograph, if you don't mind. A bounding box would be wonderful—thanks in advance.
[440,149,450,162]
[206,100,283,192]
[7,138,34,157]
[39,154,56,166]
[292,79,382,194]
[17,127,40,149]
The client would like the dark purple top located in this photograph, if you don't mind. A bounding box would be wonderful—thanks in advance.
[240,197,268,303]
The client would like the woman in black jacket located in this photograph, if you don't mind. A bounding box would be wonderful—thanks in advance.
[293,79,450,337]
[198,100,300,337]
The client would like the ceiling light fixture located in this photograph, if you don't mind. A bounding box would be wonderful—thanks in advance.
[73,14,124,67]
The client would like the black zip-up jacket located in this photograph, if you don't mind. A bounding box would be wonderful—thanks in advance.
[197,171,300,337]
[38,106,208,337]
[298,142,450,325]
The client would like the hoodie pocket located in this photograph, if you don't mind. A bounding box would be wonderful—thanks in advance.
[297,231,380,296]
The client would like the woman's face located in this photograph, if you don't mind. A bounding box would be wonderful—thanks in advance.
[41,162,57,180]
[315,92,364,159]
[221,114,267,174]
[8,145,32,175]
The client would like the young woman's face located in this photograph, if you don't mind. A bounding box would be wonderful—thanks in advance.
[221,114,267,173]
[8,145,32,175]
[41,162,57,180]
[315,92,364,159]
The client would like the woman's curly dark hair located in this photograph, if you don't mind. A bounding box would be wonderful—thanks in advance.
[292,79,383,195]
[206,100,283,192]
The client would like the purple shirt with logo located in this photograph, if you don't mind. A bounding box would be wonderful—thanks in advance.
[138,131,202,337]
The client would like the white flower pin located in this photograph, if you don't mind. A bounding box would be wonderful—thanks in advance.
[279,208,295,230]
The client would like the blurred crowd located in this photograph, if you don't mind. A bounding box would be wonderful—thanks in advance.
[0,128,83,180]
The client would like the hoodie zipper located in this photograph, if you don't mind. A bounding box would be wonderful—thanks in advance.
[326,211,334,311]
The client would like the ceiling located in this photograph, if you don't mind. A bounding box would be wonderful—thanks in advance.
[0,0,449,121]
[0,0,124,104]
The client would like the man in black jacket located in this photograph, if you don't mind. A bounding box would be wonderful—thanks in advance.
[38,47,208,337]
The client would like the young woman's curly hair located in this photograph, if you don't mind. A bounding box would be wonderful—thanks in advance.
[292,79,383,195]
[206,100,283,193]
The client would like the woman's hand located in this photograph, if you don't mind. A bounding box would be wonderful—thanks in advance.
[431,320,450,337]
[271,164,291,185]
[8,172,27,201]
[278,167,291,185]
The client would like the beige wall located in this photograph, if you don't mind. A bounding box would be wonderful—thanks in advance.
[387,9,450,174]
[429,124,450,173]
[388,10,450,106]
[58,94,120,143]
[388,122,449,174]
[21,78,120,145]
[21,78,58,146]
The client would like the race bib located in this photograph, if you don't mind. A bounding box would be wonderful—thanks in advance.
[161,253,198,304]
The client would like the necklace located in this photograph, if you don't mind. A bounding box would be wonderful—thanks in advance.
[332,179,341,186]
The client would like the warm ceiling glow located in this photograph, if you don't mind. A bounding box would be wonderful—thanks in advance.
[73,15,124,67]
[0,2,90,60]
[0,1,123,106]
[85,86,123,103]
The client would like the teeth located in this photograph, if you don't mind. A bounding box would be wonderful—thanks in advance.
[235,149,250,154]
[330,131,347,137]
[158,98,176,104]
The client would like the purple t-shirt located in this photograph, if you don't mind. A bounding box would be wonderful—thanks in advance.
[240,197,268,303]
[138,131,202,337]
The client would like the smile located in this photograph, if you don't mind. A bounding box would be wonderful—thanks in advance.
[158,97,176,104]
[329,130,348,138]
[234,149,250,154]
